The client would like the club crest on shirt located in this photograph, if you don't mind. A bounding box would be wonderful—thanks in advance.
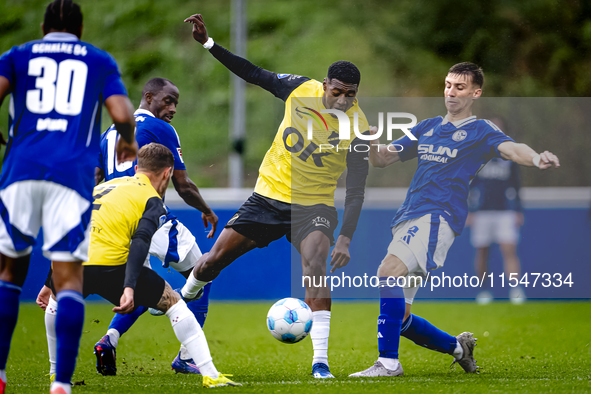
[452,130,467,142]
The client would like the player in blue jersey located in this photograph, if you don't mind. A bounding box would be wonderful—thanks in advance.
[467,117,526,305]
[93,78,216,376]
[0,1,137,393]
[350,63,559,378]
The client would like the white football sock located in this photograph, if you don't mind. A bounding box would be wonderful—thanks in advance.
[50,381,71,394]
[453,341,464,359]
[166,300,218,379]
[0,369,6,383]
[45,297,58,375]
[378,357,400,370]
[181,274,208,299]
[106,328,120,348]
[310,310,331,366]
[179,344,191,360]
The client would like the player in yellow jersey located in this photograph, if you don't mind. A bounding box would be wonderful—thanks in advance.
[44,143,239,388]
[182,14,370,378]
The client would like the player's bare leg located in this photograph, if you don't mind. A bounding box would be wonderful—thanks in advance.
[500,243,526,304]
[474,247,493,304]
[0,254,30,392]
[156,282,240,387]
[182,228,255,300]
[299,231,333,378]
[49,261,85,394]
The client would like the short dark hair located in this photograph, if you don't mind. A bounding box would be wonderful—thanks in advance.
[44,0,83,35]
[137,143,174,173]
[327,61,361,85]
[448,62,484,88]
[142,78,175,97]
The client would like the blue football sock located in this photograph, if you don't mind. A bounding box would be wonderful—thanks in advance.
[55,290,85,384]
[0,281,21,370]
[401,313,457,355]
[108,306,147,335]
[377,277,405,360]
[186,282,211,327]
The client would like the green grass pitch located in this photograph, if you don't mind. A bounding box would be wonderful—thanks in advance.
[6,301,591,393]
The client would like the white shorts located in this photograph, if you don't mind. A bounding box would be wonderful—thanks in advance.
[0,181,91,262]
[387,214,456,304]
[149,219,200,272]
[470,211,520,247]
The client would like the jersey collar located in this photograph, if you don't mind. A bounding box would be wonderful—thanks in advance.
[134,172,151,184]
[442,115,477,128]
[134,109,155,118]
[43,32,79,42]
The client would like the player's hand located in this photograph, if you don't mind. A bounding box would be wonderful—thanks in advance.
[330,235,351,273]
[184,14,209,45]
[113,287,135,314]
[537,151,560,170]
[36,285,53,311]
[116,137,138,164]
[202,210,218,238]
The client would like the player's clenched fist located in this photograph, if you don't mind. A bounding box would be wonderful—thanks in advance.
[184,14,209,45]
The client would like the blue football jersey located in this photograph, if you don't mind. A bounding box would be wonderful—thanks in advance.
[98,109,186,181]
[468,158,522,212]
[391,115,514,234]
[0,32,127,201]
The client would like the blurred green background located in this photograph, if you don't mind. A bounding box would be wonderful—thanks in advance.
[1,0,590,187]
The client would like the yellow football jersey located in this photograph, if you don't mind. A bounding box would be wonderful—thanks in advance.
[84,173,166,267]
[254,79,369,206]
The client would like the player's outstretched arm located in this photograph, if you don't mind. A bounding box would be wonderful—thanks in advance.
[184,13,291,99]
[498,141,560,170]
[172,169,219,238]
[369,126,401,168]
[104,95,138,163]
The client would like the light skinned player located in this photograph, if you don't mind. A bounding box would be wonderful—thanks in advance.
[44,143,239,388]
[350,62,559,377]
[0,1,137,393]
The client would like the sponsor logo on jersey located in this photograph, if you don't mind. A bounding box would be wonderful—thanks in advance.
[452,129,467,141]
[418,144,458,163]
[312,216,331,228]
[177,148,184,163]
[295,106,329,132]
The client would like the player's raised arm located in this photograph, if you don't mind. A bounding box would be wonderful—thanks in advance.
[172,169,219,238]
[184,13,305,101]
[104,95,138,163]
[497,141,560,170]
[369,126,401,168]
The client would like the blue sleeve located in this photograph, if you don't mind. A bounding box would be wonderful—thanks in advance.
[102,52,127,99]
[0,47,16,84]
[142,122,186,171]
[482,121,513,158]
[395,118,431,162]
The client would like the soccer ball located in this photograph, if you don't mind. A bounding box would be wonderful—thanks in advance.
[266,298,313,344]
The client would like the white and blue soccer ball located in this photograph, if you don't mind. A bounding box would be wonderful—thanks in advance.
[266,298,313,344]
